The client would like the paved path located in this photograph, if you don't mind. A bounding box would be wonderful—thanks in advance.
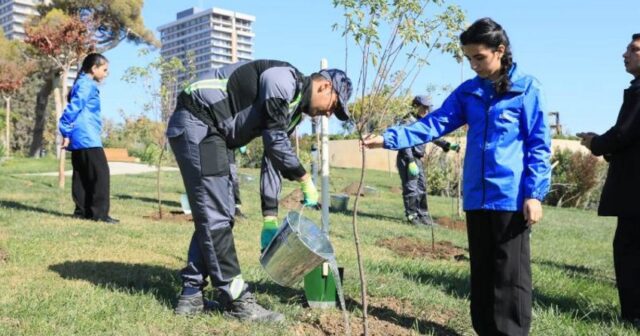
[21,162,179,176]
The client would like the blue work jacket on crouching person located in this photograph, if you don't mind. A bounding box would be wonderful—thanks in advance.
[59,73,103,150]
[383,64,551,211]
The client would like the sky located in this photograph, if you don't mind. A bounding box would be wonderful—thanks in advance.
[101,0,639,135]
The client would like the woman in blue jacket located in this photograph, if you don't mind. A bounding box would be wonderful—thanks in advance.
[364,18,551,335]
[59,53,118,224]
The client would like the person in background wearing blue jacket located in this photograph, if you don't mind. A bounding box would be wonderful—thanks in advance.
[397,95,460,226]
[364,18,551,336]
[59,53,119,224]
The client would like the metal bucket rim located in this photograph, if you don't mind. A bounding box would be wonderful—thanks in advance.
[283,211,334,256]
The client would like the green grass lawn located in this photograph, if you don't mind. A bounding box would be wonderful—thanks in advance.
[0,158,637,335]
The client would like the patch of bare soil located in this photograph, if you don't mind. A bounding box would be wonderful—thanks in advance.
[0,248,7,263]
[342,182,365,196]
[436,216,467,232]
[377,237,466,261]
[280,189,304,210]
[390,186,402,194]
[145,210,192,222]
[293,296,458,336]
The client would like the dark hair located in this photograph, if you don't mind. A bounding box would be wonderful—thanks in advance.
[460,18,513,95]
[633,33,640,41]
[67,53,108,102]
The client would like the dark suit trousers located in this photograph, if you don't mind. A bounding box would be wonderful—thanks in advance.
[71,147,110,220]
[466,210,532,336]
[614,216,640,320]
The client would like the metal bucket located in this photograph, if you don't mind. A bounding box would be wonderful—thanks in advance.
[259,211,334,287]
[330,194,349,212]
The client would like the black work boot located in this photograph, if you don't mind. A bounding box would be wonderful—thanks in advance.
[419,213,437,226]
[175,292,205,316]
[223,290,284,322]
[407,214,422,226]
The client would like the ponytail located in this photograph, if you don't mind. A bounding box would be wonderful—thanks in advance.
[67,53,108,103]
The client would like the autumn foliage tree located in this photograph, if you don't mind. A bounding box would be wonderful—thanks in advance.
[0,31,35,157]
[25,9,95,187]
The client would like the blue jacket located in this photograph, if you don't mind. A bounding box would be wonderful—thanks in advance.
[383,64,551,211]
[59,73,103,150]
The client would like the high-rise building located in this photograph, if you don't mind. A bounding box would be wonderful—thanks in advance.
[158,7,255,82]
[0,0,48,40]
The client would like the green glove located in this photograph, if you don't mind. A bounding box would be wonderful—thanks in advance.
[261,216,279,251]
[300,178,319,207]
[407,161,420,177]
[449,143,461,152]
[239,146,247,154]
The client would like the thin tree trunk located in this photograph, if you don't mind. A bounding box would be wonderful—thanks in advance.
[4,96,10,157]
[29,71,56,157]
[57,67,70,188]
[352,140,369,336]
[157,138,167,219]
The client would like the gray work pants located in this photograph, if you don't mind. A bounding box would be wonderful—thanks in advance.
[397,158,428,218]
[167,107,245,301]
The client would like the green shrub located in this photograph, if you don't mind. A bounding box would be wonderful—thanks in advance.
[424,147,460,197]
[546,149,606,209]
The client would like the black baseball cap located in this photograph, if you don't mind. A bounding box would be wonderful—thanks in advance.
[319,69,353,121]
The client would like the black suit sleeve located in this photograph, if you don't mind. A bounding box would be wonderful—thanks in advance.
[591,92,640,156]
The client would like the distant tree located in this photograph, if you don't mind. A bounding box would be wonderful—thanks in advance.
[331,0,466,334]
[122,48,195,218]
[0,30,35,157]
[41,0,158,52]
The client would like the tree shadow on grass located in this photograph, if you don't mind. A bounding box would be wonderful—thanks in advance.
[533,259,615,284]
[0,199,69,218]
[341,209,405,224]
[398,261,618,324]
[49,260,181,307]
[114,194,181,208]
[254,281,461,335]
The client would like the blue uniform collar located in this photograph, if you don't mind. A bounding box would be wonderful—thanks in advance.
[463,63,527,97]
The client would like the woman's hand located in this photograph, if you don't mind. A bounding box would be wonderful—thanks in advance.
[61,138,70,149]
[361,134,385,149]
[523,198,542,225]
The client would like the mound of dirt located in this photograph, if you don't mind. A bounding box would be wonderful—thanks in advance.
[435,216,466,232]
[389,186,402,194]
[377,236,466,260]
[293,296,457,336]
[342,182,365,196]
[280,189,304,210]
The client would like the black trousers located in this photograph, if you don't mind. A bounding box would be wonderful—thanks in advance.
[613,216,640,321]
[71,148,110,220]
[466,210,532,336]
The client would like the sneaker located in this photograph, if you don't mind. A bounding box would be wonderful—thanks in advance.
[419,214,437,226]
[407,214,422,226]
[223,291,284,322]
[175,292,205,316]
[94,216,120,224]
